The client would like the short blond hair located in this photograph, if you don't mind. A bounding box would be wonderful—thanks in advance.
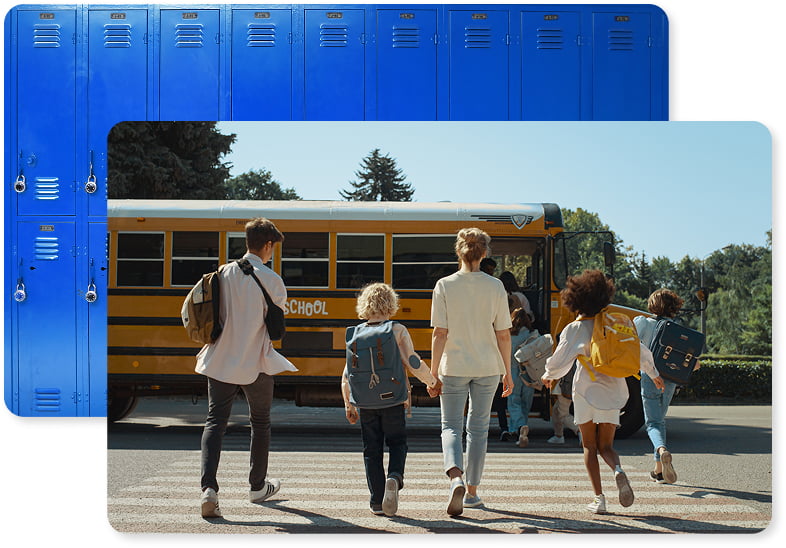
[356,283,399,319]
[455,227,490,264]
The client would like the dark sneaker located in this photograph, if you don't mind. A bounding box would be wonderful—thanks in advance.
[499,431,514,442]
[371,503,385,515]
[447,477,466,516]
[650,471,665,483]
[250,478,281,503]
[615,471,635,507]
[201,487,222,518]
[660,450,678,484]
[382,477,399,516]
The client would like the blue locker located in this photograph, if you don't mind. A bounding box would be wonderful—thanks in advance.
[159,8,220,120]
[86,221,108,416]
[376,8,437,121]
[14,220,78,415]
[592,11,651,121]
[87,8,149,216]
[520,11,580,120]
[231,8,293,120]
[14,8,77,216]
[448,9,509,121]
[304,8,365,120]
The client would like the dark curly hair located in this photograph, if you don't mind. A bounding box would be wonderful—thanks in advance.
[560,269,615,317]
[647,288,684,318]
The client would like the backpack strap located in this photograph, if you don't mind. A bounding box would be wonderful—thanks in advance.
[576,355,597,382]
[236,259,276,311]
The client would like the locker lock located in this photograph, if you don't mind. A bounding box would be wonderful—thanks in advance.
[14,174,26,193]
[85,174,98,194]
[14,282,27,303]
[85,283,98,303]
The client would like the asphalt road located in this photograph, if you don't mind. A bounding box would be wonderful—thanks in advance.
[108,397,772,534]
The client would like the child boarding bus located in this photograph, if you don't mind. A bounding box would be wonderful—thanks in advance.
[107,199,645,436]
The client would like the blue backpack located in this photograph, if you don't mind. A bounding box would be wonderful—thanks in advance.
[345,320,408,409]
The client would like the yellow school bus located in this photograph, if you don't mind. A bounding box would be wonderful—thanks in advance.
[107,199,643,433]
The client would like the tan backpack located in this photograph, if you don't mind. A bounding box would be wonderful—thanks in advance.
[181,266,225,345]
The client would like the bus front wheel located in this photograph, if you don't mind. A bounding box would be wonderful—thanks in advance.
[108,394,138,422]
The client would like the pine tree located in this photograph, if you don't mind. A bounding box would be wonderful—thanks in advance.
[108,121,236,199]
[339,148,414,201]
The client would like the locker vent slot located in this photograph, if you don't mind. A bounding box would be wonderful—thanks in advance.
[537,28,564,50]
[392,26,420,48]
[608,29,634,51]
[34,177,60,201]
[464,27,492,48]
[103,24,133,48]
[175,24,205,48]
[35,388,61,412]
[34,237,60,260]
[33,24,61,48]
[319,24,348,47]
[247,24,276,47]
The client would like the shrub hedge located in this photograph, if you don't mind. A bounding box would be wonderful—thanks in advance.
[672,355,772,403]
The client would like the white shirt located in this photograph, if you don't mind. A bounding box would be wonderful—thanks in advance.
[195,252,297,385]
[543,318,659,410]
[430,271,512,377]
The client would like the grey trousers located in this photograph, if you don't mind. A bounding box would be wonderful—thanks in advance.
[200,373,274,492]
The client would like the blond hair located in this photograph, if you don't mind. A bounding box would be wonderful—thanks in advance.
[356,283,399,319]
[455,227,490,265]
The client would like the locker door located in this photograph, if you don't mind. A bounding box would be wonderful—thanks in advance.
[231,9,293,120]
[521,11,580,120]
[304,9,365,120]
[15,221,78,415]
[592,12,651,121]
[448,10,509,121]
[86,222,108,416]
[88,8,149,217]
[376,9,437,120]
[160,9,220,120]
[15,9,77,216]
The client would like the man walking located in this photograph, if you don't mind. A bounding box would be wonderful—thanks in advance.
[196,218,296,518]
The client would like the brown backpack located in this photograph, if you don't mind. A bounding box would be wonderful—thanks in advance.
[181,266,226,345]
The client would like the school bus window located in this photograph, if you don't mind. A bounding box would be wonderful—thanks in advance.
[392,235,456,290]
[281,232,329,287]
[116,232,164,286]
[336,234,384,289]
[171,231,219,286]
[227,233,246,261]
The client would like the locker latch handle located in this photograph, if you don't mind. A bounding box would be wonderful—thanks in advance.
[14,281,27,303]
[14,174,26,193]
[85,282,98,303]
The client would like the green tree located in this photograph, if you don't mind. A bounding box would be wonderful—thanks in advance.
[224,169,301,200]
[108,121,236,199]
[340,148,414,201]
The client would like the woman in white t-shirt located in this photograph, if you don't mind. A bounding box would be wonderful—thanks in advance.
[429,227,513,516]
[541,270,665,515]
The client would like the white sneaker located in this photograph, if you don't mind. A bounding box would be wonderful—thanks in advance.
[201,487,222,518]
[547,435,565,445]
[382,477,399,516]
[447,477,466,516]
[517,425,529,448]
[615,471,635,507]
[587,493,606,514]
[250,478,281,503]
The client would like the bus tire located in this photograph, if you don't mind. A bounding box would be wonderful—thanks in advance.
[616,376,644,439]
[108,394,139,423]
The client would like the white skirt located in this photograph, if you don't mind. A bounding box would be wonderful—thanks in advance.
[573,392,620,426]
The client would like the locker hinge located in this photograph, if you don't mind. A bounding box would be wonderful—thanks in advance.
[577,35,584,47]
[648,36,654,47]
[433,32,438,45]
[216,33,221,44]
[288,32,293,44]
[360,33,366,45]
[72,33,77,45]
[505,34,511,46]
[143,33,148,44]
[73,392,83,404]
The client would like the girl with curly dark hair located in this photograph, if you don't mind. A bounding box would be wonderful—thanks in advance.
[541,270,664,514]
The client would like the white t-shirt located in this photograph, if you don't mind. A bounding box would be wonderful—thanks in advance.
[195,252,297,385]
[430,270,512,378]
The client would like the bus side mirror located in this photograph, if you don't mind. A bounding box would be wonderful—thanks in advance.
[603,241,615,272]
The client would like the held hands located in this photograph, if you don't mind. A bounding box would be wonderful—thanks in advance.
[427,378,443,398]
[345,405,359,425]
[541,375,554,390]
[501,373,514,397]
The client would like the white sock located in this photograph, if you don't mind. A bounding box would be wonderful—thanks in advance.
[615,465,624,474]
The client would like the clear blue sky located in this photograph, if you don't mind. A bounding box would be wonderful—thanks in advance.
[217,121,771,262]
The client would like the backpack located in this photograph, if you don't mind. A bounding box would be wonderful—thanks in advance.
[649,318,704,385]
[181,259,286,345]
[513,331,553,388]
[181,266,225,345]
[345,320,408,409]
[577,307,641,381]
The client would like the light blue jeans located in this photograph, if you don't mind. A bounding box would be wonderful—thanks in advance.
[507,372,535,432]
[439,374,499,486]
[641,373,678,462]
